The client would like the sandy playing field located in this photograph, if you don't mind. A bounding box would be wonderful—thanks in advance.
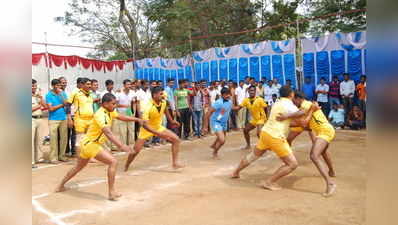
[32,129,366,225]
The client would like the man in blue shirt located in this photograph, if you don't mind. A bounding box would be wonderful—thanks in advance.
[301,76,315,100]
[45,79,69,163]
[203,87,232,159]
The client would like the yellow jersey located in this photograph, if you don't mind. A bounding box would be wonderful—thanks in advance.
[83,107,119,145]
[142,99,167,128]
[68,89,94,119]
[240,97,268,122]
[262,97,299,139]
[300,100,332,131]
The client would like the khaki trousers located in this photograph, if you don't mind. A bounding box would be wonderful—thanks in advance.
[114,111,135,149]
[32,119,41,164]
[236,108,247,129]
[49,120,68,161]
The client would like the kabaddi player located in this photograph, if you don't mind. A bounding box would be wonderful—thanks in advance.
[124,86,184,171]
[202,87,233,159]
[55,93,147,201]
[290,91,337,197]
[232,85,268,150]
[231,86,319,190]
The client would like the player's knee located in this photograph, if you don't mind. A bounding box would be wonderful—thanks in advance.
[245,152,260,164]
[110,158,118,167]
[289,160,298,170]
[310,153,319,162]
[218,138,225,145]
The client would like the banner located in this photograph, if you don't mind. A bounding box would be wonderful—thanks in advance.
[134,38,297,88]
[302,31,366,84]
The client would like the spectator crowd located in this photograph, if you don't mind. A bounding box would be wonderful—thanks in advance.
[32,73,366,168]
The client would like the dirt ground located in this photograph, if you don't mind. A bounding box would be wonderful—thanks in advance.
[32,127,366,225]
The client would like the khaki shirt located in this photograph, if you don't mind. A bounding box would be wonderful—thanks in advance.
[32,95,42,117]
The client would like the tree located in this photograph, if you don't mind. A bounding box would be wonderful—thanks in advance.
[55,0,158,60]
[305,0,366,36]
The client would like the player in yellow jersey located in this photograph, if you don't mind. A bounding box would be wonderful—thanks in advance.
[56,93,150,201]
[231,86,320,191]
[290,91,337,197]
[287,92,336,178]
[232,85,268,150]
[124,86,184,171]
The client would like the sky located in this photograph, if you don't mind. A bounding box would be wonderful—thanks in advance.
[32,0,91,56]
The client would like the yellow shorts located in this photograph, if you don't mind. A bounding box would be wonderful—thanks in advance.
[290,127,304,133]
[256,131,292,157]
[74,116,93,133]
[138,126,166,140]
[249,119,265,126]
[313,125,335,143]
[79,139,104,159]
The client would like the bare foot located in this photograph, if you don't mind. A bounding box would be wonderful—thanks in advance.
[230,172,240,179]
[89,159,97,163]
[323,183,337,197]
[172,164,185,170]
[262,181,282,191]
[124,165,130,172]
[241,145,251,150]
[329,170,336,177]
[212,154,221,160]
[55,185,67,193]
[108,192,122,201]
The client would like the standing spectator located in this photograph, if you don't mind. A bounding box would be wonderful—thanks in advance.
[234,81,247,129]
[90,79,101,112]
[59,77,77,157]
[356,75,367,116]
[130,80,140,140]
[340,73,356,120]
[174,79,192,140]
[115,79,137,149]
[263,79,273,104]
[137,80,152,114]
[228,81,238,130]
[328,104,345,129]
[209,81,220,105]
[201,80,211,134]
[328,75,341,109]
[45,79,69,163]
[271,78,282,97]
[244,76,251,89]
[316,77,330,116]
[66,78,94,160]
[101,79,116,98]
[165,78,178,133]
[286,79,294,90]
[347,106,365,130]
[302,76,315,100]
[257,81,264,98]
[32,79,45,168]
[192,82,204,138]
[101,79,117,150]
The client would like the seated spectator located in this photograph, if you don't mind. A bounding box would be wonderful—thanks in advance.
[328,104,345,129]
[347,105,365,130]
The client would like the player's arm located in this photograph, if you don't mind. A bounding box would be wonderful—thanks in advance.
[276,109,306,121]
[202,107,215,134]
[298,102,321,127]
[116,114,144,123]
[232,105,243,111]
[102,126,132,153]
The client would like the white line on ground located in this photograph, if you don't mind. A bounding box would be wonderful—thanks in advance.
[32,199,69,225]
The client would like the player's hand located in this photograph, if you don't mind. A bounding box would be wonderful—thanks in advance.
[136,118,145,126]
[276,113,287,121]
[120,144,132,153]
[311,101,321,111]
[171,120,180,127]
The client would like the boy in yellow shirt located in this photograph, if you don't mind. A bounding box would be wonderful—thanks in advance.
[124,86,184,171]
[231,86,319,191]
[55,93,149,201]
[233,85,267,150]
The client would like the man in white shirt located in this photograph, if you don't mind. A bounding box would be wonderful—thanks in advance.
[340,73,356,117]
[234,81,248,129]
[263,80,274,104]
[316,77,330,116]
[114,79,137,149]
[136,80,152,115]
[209,81,220,105]
[271,78,282,97]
